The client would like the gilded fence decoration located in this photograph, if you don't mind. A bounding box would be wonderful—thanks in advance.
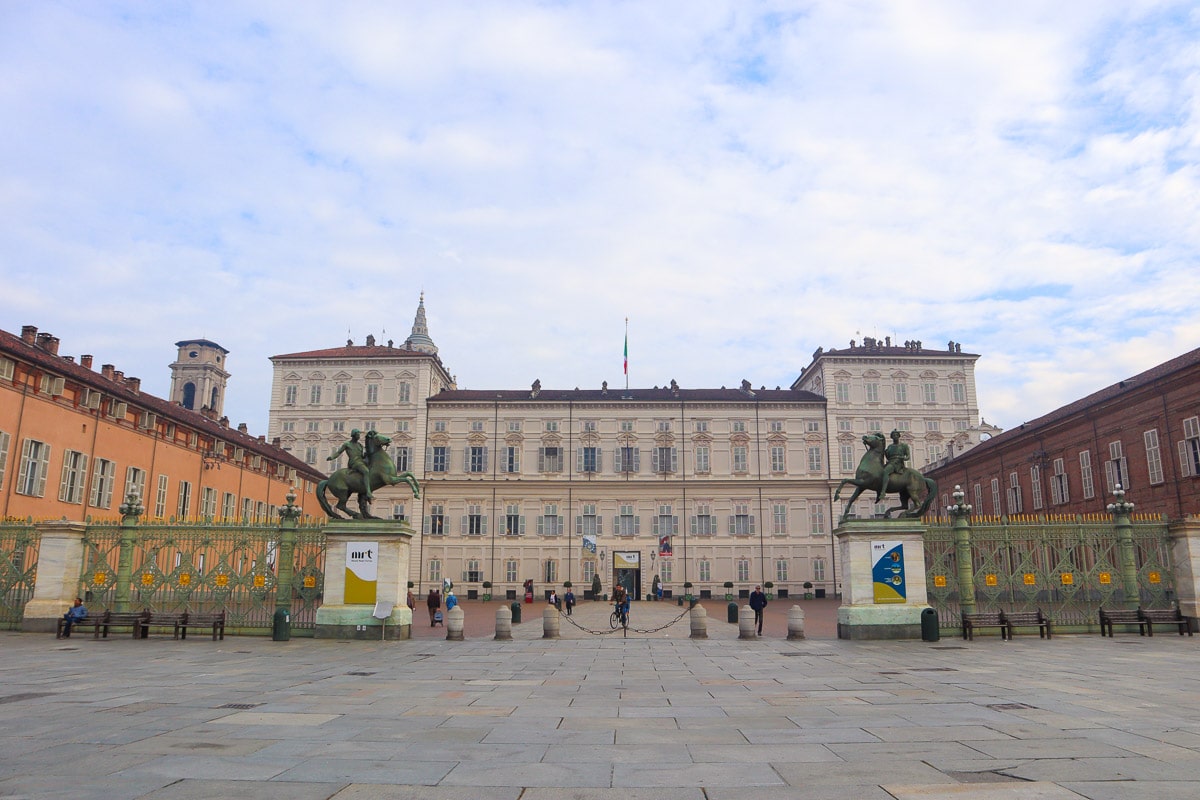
[925,499,1174,632]
[0,520,38,629]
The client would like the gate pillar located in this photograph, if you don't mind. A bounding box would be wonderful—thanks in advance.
[1169,517,1200,621]
[835,519,932,640]
[315,519,414,640]
[21,520,88,633]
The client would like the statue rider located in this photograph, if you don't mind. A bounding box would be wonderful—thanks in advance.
[876,429,910,503]
[329,429,373,501]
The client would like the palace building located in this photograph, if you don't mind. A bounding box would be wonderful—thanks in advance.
[0,325,325,522]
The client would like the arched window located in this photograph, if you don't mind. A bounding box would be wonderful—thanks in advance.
[181,382,196,409]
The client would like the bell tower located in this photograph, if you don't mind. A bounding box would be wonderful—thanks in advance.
[169,339,230,416]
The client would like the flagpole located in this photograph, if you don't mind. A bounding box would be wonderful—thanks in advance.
[624,317,629,391]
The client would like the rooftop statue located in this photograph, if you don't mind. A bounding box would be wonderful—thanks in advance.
[317,430,419,520]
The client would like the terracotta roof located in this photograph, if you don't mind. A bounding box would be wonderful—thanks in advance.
[430,386,826,404]
[1,327,323,481]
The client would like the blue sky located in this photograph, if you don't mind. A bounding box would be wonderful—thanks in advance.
[2,1,1199,434]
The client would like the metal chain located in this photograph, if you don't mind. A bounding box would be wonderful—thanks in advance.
[558,604,693,636]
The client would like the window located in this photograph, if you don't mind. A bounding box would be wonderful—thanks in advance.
[928,444,944,462]
[732,446,748,473]
[426,504,445,535]
[925,419,940,432]
[732,421,746,433]
[430,446,448,473]
[840,444,856,473]
[539,504,563,536]
[503,445,520,473]
[616,504,639,536]
[428,559,441,583]
[177,480,192,518]
[955,419,969,431]
[693,503,715,536]
[397,382,412,403]
[923,383,937,403]
[772,502,787,535]
[838,419,853,432]
[59,450,88,504]
[284,384,297,405]
[659,560,672,583]
[805,446,822,472]
[810,502,825,534]
[894,382,908,403]
[89,458,116,508]
[1080,450,1095,498]
[363,421,377,433]
[242,497,253,521]
[366,384,379,405]
[652,446,676,473]
[582,420,596,432]
[616,445,640,473]
[507,420,521,432]
[306,421,320,433]
[812,557,826,582]
[506,559,518,582]
[579,503,600,537]
[544,559,558,583]
[257,501,267,521]
[393,446,411,472]
[578,446,600,473]
[835,382,850,403]
[867,419,882,432]
[505,504,524,536]
[769,420,783,433]
[731,503,754,535]
[699,559,711,582]
[694,420,708,433]
[122,466,146,504]
[1181,416,1200,477]
[335,383,348,405]
[865,382,879,403]
[694,445,710,473]
[544,421,559,432]
[467,445,488,473]
[770,446,786,473]
[434,421,447,432]
[1007,472,1023,513]
[222,492,236,518]
[281,421,296,433]
[973,483,983,510]
[657,420,671,432]
[737,559,750,582]
[951,383,966,403]
[304,446,317,465]
[991,478,1001,514]
[1144,429,1164,485]
[539,446,562,473]
[775,559,788,582]
[1051,458,1070,504]
[309,384,322,405]
[1105,441,1128,492]
[621,420,635,432]
[465,559,482,583]
[1030,466,1043,510]
[471,421,485,433]
[654,504,676,540]
[806,421,821,433]
[200,487,217,518]
[465,504,485,536]
[155,474,168,517]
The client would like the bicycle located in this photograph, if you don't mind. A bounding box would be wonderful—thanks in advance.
[609,607,628,629]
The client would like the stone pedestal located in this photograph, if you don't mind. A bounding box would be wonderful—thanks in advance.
[22,521,88,633]
[835,519,931,640]
[314,520,414,640]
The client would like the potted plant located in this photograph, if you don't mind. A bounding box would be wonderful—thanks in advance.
[723,580,734,601]
[764,581,774,601]
[682,581,694,606]
[803,581,814,600]
[591,573,602,601]
[481,580,492,602]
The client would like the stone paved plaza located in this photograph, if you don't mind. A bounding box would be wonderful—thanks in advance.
[2,600,1200,799]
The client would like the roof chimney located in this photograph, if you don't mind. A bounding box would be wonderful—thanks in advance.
[220,416,229,427]
[45,336,60,355]
[101,364,115,380]
[126,376,141,393]
[258,435,266,442]
[237,422,248,434]
[20,325,37,344]
[36,332,56,353]
[113,370,124,383]
[80,355,93,369]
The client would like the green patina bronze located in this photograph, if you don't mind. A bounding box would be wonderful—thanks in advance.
[834,431,937,522]
[317,430,420,520]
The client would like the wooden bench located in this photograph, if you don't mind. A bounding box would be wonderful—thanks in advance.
[174,610,226,640]
[962,612,1007,640]
[1099,607,1145,637]
[137,612,186,639]
[56,610,150,639]
[1140,607,1192,637]
[1002,609,1052,640]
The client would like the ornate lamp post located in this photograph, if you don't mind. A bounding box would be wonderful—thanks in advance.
[948,485,976,615]
[1107,485,1139,610]
[114,490,144,613]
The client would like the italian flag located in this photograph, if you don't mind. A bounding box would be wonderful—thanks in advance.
[623,331,628,375]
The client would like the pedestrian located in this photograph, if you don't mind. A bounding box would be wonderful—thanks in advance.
[406,588,415,612]
[445,591,457,612]
[564,587,575,616]
[427,588,441,627]
[60,597,87,637]
[548,589,558,609]
[749,585,768,635]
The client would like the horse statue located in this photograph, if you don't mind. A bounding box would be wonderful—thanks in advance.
[833,432,937,522]
[317,431,420,519]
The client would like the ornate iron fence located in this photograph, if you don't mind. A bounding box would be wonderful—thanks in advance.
[925,513,1173,632]
[0,520,38,630]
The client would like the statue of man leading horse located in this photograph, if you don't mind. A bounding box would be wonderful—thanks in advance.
[834,430,937,522]
[317,430,420,519]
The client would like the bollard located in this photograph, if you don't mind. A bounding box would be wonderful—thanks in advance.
[446,605,465,641]
[727,601,739,624]
[495,604,513,640]
[510,601,522,625]
[738,604,757,639]
[690,603,708,639]
[787,605,807,640]
[542,605,560,639]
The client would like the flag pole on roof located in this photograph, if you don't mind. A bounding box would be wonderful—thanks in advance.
[624,317,629,390]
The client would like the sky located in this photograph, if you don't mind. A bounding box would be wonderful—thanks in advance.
[3,1,1199,435]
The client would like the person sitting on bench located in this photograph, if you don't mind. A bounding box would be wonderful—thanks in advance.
[61,597,88,637]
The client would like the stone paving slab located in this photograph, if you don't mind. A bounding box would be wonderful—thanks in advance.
[4,617,1200,798]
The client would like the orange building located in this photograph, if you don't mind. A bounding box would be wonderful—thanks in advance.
[0,325,325,522]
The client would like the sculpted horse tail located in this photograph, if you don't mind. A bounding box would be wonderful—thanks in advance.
[316,478,337,518]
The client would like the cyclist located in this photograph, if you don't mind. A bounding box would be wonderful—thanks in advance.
[612,584,630,626]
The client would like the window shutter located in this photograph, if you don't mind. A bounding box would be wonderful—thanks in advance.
[482,446,489,470]
[749,515,756,534]
[425,448,433,471]
[652,516,659,535]
[577,449,584,472]
[596,450,602,472]
[597,516,602,535]
[651,448,659,472]
[613,515,619,532]
[1181,440,1194,478]
[537,448,545,471]
[558,515,564,533]
[690,516,697,535]
[482,516,488,535]
[519,516,526,535]
[461,515,468,535]
[1104,460,1117,492]
[423,516,430,534]
[576,516,583,535]
[633,448,640,471]
[671,448,678,472]
[728,515,735,534]
[673,515,679,534]
[633,515,640,534]
[537,516,544,536]
[59,457,73,502]
[614,448,623,472]
[1185,416,1200,440]
[463,447,470,472]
